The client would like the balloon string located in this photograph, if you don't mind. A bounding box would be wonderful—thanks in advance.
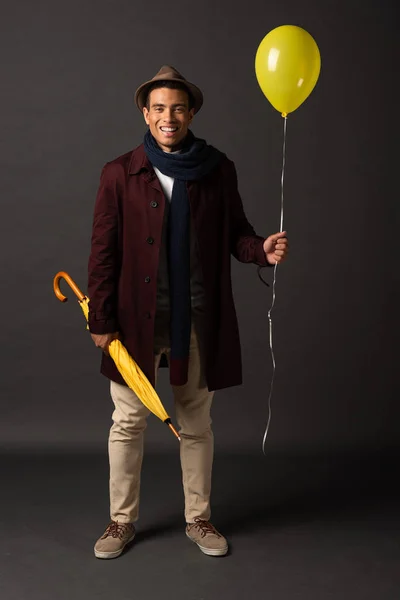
[262,115,287,455]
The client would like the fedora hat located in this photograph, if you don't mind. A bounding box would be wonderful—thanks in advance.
[134,65,203,114]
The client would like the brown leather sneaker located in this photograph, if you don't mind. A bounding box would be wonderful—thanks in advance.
[94,521,135,559]
[186,518,228,556]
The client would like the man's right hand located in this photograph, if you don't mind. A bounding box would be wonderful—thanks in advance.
[90,332,119,356]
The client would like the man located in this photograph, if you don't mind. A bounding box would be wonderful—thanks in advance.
[88,65,288,559]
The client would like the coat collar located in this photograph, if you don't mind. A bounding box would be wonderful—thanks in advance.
[128,143,152,175]
[128,143,164,191]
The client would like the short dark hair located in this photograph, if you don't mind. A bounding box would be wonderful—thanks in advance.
[145,80,194,110]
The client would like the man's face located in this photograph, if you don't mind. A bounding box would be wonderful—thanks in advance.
[143,87,194,152]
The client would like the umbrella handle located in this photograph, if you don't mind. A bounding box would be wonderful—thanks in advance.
[53,271,86,303]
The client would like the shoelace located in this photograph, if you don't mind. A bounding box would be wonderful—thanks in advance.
[190,518,221,538]
[102,521,132,540]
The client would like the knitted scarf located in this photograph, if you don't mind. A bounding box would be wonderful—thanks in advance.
[144,130,223,385]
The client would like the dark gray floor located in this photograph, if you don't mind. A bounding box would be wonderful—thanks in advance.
[1,449,399,600]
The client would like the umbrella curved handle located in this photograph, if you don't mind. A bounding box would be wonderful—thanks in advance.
[53,271,86,303]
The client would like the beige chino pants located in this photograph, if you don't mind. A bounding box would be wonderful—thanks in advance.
[108,308,214,524]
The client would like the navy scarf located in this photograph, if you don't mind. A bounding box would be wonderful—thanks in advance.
[144,130,223,386]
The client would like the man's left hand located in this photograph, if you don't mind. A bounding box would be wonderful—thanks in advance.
[263,231,289,265]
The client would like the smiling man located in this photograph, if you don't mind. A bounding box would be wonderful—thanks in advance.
[88,65,288,560]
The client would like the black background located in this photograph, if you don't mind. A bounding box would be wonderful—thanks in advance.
[1,1,399,599]
[1,0,397,454]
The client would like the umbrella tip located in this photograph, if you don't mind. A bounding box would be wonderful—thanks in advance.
[167,421,181,442]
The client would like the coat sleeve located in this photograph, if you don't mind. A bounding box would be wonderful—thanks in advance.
[226,160,271,266]
[87,164,120,334]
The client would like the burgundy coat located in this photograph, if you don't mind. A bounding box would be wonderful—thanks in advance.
[87,143,270,391]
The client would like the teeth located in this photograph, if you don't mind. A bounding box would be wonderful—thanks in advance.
[161,127,177,132]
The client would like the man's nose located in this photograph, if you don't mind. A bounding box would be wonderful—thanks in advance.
[164,108,175,121]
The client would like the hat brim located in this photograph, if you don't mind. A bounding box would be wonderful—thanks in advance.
[134,77,203,114]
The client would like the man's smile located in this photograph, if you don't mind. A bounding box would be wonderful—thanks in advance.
[160,126,179,136]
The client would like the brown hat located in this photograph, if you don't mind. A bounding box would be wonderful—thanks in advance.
[134,65,203,114]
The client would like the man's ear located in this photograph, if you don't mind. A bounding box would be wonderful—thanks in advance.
[188,108,195,124]
[143,107,150,125]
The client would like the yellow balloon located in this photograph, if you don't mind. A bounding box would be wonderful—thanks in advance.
[255,25,321,117]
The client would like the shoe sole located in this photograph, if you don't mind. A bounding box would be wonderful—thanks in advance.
[94,532,135,559]
[186,531,228,556]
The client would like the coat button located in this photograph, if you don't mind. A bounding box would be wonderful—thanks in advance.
[147,236,154,244]
[144,312,152,319]
[150,201,158,208]
[144,276,151,283]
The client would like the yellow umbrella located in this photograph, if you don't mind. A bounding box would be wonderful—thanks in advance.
[53,271,180,441]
